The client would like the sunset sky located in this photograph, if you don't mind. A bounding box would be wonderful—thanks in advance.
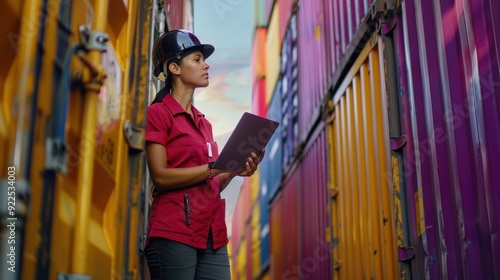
[193,0,255,235]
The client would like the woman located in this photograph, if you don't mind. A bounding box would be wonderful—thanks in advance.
[144,29,263,279]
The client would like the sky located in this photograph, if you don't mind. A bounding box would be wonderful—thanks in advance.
[192,0,255,236]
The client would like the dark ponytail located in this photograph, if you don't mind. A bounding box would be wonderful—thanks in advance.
[151,56,182,105]
[151,73,173,104]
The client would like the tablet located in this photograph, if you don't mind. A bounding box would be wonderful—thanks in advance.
[212,112,280,172]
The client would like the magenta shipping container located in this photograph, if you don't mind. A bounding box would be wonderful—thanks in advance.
[270,167,300,279]
[299,124,331,280]
[396,0,500,278]
[296,0,328,139]
[328,0,374,75]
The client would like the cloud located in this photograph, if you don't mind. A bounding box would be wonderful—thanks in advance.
[195,48,252,114]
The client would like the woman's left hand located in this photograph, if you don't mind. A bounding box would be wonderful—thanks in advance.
[238,148,265,177]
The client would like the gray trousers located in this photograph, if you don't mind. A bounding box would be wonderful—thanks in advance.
[144,229,231,280]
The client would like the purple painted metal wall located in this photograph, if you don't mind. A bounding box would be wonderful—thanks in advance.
[299,125,331,279]
[398,0,500,278]
[281,17,299,172]
[323,0,336,91]
[297,0,328,138]
[330,0,374,69]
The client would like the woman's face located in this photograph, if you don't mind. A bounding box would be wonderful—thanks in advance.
[177,50,210,88]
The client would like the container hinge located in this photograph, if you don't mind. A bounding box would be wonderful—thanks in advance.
[390,135,407,150]
[79,25,109,52]
[139,234,147,252]
[124,121,145,152]
[58,273,91,280]
[370,0,398,33]
[398,246,416,262]
[45,138,68,173]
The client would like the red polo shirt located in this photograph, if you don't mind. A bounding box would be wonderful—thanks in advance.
[144,94,228,250]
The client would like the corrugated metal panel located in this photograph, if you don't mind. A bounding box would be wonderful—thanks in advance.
[232,183,243,252]
[258,86,282,270]
[233,178,251,252]
[297,0,328,138]
[330,37,398,280]
[281,15,299,172]
[252,78,267,118]
[280,168,300,277]
[279,0,294,42]
[259,178,270,269]
[330,0,373,69]
[241,178,251,225]
[269,193,283,279]
[263,84,283,198]
[252,28,267,85]
[251,203,262,278]
[299,126,331,279]
[265,1,280,105]
[326,111,340,280]
[245,222,252,280]
[249,169,261,208]
[399,0,500,278]
[237,236,247,280]
[323,0,336,91]
[163,0,192,30]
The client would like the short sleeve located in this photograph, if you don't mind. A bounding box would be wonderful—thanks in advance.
[145,104,171,147]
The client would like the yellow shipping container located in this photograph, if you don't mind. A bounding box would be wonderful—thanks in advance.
[328,33,399,280]
[237,236,247,280]
[250,202,261,279]
[0,0,169,278]
[265,1,280,105]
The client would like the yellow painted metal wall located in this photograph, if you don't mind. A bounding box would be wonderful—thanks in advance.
[265,1,280,105]
[250,202,261,279]
[237,236,247,280]
[249,169,260,210]
[328,34,399,280]
[1,0,153,278]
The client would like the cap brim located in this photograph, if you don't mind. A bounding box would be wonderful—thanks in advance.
[199,44,215,59]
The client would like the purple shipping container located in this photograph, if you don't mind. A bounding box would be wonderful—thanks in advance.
[299,124,331,279]
[323,0,336,90]
[297,0,328,138]
[329,0,374,71]
[396,0,500,278]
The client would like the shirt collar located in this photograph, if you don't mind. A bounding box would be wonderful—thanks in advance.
[162,94,205,118]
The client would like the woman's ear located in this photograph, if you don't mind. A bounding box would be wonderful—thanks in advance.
[169,62,181,75]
